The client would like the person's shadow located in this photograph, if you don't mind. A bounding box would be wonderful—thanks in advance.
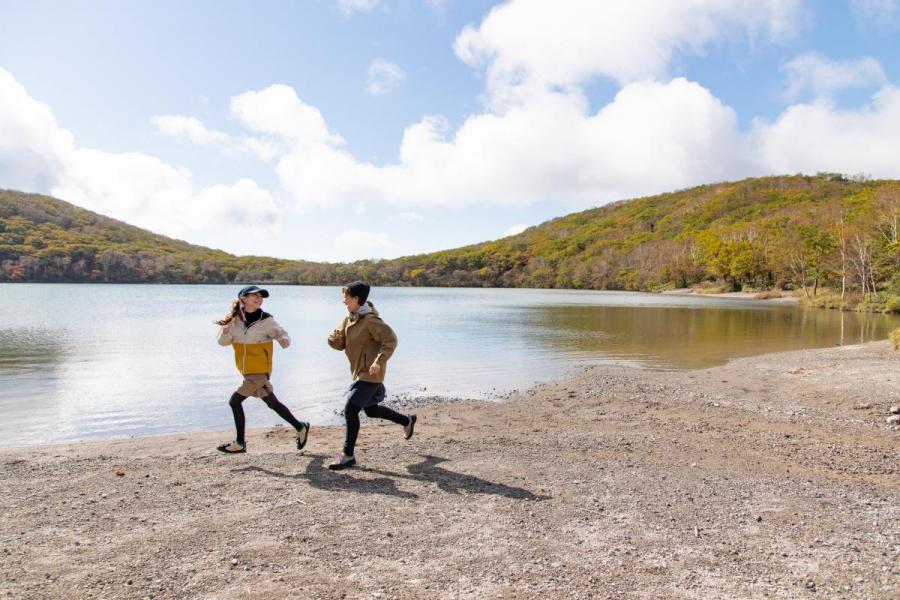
[235,454,550,502]
[363,455,550,502]
[236,454,418,499]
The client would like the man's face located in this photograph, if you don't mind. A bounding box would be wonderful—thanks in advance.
[343,291,360,312]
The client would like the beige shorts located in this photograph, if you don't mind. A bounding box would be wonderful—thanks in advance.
[236,373,273,399]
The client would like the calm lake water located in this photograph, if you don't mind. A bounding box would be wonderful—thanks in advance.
[2,284,897,447]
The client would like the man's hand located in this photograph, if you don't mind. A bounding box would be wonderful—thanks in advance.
[328,331,343,343]
[277,337,289,349]
[368,362,381,376]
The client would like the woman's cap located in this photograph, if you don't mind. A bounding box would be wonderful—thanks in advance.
[238,285,269,298]
[343,281,370,304]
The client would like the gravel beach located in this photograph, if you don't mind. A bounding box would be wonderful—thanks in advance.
[1,341,898,599]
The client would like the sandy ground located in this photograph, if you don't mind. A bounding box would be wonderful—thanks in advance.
[1,342,898,599]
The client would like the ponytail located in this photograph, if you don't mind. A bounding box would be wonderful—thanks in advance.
[215,299,244,326]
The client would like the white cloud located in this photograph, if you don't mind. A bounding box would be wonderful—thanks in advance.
[850,0,898,24]
[454,0,805,110]
[243,77,746,210]
[781,53,886,101]
[230,84,343,148]
[504,223,528,237]
[0,67,279,241]
[335,0,380,17]
[152,113,281,161]
[752,86,900,178]
[334,229,394,258]
[366,58,407,97]
[152,115,230,146]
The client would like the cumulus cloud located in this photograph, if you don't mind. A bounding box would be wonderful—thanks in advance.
[230,84,343,148]
[235,76,747,210]
[782,53,886,101]
[0,67,278,240]
[454,0,805,110]
[208,0,806,212]
[366,58,407,96]
[752,85,900,178]
[152,115,230,146]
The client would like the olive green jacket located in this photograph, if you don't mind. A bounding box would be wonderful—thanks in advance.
[327,303,397,383]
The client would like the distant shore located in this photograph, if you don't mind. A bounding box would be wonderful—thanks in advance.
[1,341,897,598]
[661,287,801,303]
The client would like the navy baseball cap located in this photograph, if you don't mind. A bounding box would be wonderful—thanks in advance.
[238,285,269,298]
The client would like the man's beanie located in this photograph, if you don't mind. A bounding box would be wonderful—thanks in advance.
[344,281,370,304]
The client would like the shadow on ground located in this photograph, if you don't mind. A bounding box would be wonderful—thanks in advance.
[236,454,417,499]
[235,454,550,501]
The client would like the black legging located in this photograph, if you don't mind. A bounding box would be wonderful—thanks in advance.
[343,401,408,456]
[229,391,304,444]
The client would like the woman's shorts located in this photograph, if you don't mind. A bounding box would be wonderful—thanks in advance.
[236,373,273,398]
[344,380,386,408]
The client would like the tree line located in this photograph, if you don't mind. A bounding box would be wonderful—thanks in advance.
[2,175,898,306]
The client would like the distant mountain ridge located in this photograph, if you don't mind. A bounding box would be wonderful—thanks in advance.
[2,174,898,296]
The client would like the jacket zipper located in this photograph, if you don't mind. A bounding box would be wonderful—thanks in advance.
[241,318,264,373]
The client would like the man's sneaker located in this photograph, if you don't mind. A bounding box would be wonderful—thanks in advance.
[216,440,246,454]
[328,452,356,470]
[296,422,310,450]
[404,414,417,440]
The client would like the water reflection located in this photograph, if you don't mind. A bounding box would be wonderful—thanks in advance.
[526,304,897,369]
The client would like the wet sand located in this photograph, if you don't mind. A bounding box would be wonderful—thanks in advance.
[1,341,898,599]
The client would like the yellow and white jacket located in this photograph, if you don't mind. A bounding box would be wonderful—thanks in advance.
[217,311,290,374]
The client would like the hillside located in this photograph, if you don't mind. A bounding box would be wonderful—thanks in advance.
[1,175,898,296]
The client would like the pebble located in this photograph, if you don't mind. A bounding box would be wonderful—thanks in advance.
[886,415,900,425]
[890,406,900,414]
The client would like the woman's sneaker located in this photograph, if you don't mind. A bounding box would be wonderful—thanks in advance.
[404,414,417,440]
[216,440,246,454]
[328,452,356,470]
[296,422,310,450]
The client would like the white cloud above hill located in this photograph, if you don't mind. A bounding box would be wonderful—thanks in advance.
[0,67,278,241]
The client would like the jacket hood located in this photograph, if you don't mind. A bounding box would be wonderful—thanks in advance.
[351,302,378,321]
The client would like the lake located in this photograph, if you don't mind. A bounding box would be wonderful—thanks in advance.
[2,284,897,447]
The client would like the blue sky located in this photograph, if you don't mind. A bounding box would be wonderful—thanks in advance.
[2,0,900,261]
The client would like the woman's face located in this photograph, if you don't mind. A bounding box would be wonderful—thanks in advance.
[241,292,264,313]
[343,290,360,312]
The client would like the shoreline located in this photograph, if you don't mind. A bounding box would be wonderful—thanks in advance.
[1,341,898,598]
[661,287,801,303]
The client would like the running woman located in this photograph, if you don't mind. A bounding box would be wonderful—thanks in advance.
[215,285,309,453]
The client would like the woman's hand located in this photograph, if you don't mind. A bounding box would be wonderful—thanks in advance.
[328,331,343,343]
[277,337,289,348]
[368,362,381,376]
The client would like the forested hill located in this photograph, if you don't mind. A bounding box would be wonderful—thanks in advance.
[2,174,898,296]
